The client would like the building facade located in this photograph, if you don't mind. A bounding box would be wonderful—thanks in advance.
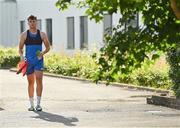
[0,0,140,54]
[0,0,18,47]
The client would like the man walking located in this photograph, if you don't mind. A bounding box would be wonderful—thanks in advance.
[19,15,50,111]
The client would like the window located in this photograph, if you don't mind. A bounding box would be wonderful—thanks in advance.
[80,16,88,49]
[103,14,112,35]
[37,19,42,30]
[46,18,52,45]
[20,21,25,33]
[6,0,16,2]
[67,17,75,49]
[125,13,139,29]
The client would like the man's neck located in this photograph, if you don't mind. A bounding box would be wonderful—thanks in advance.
[29,28,37,34]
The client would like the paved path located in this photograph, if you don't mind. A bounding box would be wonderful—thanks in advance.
[0,69,180,128]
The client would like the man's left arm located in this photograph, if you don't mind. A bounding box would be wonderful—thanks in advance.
[41,32,50,56]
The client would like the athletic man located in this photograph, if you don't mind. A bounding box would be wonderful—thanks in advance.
[19,15,50,111]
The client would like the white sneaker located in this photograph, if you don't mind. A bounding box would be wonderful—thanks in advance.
[35,105,42,111]
[28,106,34,111]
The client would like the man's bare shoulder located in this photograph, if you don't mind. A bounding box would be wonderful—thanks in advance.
[40,31,47,36]
[40,31,47,40]
[20,31,27,40]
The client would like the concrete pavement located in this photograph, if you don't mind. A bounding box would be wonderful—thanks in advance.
[0,69,180,128]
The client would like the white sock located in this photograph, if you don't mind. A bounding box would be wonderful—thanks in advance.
[37,96,41,106]
[29,97,34,107]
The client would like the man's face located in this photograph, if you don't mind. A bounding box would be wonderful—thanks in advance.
[28,19,37,29]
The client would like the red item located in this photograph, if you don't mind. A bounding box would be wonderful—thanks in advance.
[16,60,28,76]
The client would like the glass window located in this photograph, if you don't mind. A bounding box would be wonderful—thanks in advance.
[46,18,52,45]
[37,19,42,30]
[80,16,88,49]
[103,14,112,35]
[67,17,75,49]
[20,20,25,33]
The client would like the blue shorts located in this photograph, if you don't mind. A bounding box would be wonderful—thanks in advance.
[26,58,44,75]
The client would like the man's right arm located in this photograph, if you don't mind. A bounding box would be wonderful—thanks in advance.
[19,33,25,60]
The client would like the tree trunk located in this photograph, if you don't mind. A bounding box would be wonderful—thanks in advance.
[170,0,180,19]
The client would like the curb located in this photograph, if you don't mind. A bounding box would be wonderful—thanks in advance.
[147,95,180,110]
[10,68,92,82]
[107,82,170,94]
[10,68,170,94]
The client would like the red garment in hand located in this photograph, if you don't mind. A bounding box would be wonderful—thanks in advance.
[16,60,28,76]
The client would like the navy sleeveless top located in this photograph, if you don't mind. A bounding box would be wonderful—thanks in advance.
[25,30,43,62]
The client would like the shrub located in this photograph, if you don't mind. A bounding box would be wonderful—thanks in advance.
[167,46,180,98]
[44,51,98,79]
[0,47,172,92]
[116,57,172,90]
[133,68,172,89]
[0,48,20,68]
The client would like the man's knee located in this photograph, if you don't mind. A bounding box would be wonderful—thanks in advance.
[27,74,35,85]
[28,83,34,87]
[36,75,43,81]
[35,70,43,75]
[36,76,43,86]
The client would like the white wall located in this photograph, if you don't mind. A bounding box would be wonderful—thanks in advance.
[0,1,2,44]
[0,0,141,54]
[16,0,112,54]
[17,0,61,50]
[0,0,18,47]
[17,0,80,53]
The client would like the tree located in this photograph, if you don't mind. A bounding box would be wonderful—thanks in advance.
[170,0,180,19]
[56,0,180,20]
[56,0,180,97]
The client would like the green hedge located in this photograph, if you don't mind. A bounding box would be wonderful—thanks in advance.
[167,46,180,98]
[0,48,20,68]
[116,57,172,90]
[132,66,172,90]
[0,47,172,91]
[44,51,98,79]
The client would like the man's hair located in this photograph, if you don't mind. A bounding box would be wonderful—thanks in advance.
[27,15,37,21]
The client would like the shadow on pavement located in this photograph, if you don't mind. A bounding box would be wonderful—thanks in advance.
[32,111,79,126]
[0,107,4,111]
[154,113,180,117]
